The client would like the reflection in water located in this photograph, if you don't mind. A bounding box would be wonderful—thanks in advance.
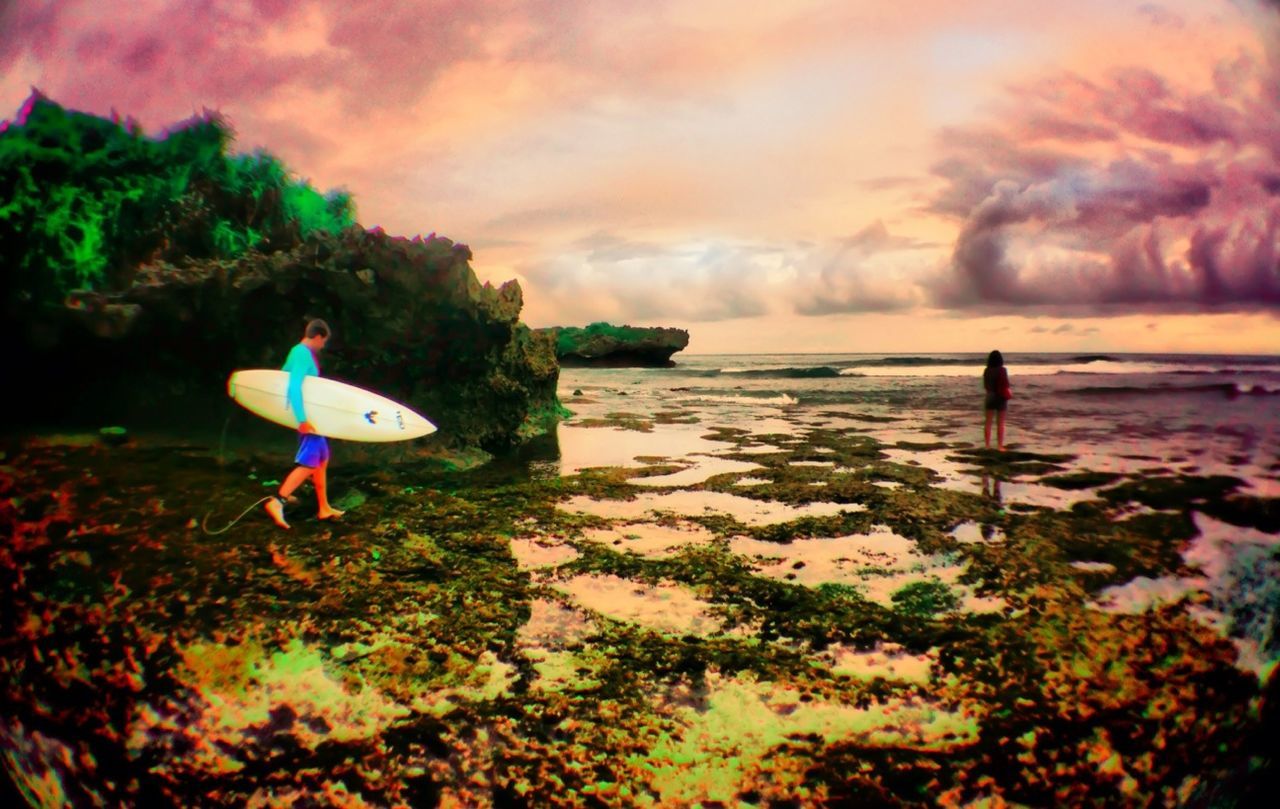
[556,423,737,474]
[981,472,1002,508]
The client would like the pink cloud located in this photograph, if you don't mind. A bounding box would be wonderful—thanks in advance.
[1137,4,1186,30]
[929,1,1280,314]
[121,36,166,74]
[0,1,62,66]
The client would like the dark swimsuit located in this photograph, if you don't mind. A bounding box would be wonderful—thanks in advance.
[983,366,1009,412]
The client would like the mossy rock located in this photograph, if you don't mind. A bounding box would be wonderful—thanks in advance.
[1199,494,1280,534]
[1099,475,1245,511]
[1039,470,1124,490]
[965,508,1200,594]
[572,412,655,432]
[891,579,961,618]
[539,322,689,367]
[819,411,904,423]
[948,448,1074,479]
[864,461,940,487]
[98,426,129,446]
[894,440,952,451]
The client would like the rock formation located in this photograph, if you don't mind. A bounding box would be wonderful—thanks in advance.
[1,94,563,451]
[538,323,690,367]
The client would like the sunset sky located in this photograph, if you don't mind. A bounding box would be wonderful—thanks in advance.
[3,0,1278,353]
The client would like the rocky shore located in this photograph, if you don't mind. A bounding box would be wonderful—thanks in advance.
[1,403,1275,805]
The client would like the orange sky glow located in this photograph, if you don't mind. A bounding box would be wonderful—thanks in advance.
[2,0,1277,353]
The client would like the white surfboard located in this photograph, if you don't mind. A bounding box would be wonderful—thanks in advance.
[227,369,437,442]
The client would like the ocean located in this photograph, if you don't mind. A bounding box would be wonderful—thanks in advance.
[558,352,1280,493]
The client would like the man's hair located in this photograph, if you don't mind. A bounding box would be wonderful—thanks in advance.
[305,319,331,339]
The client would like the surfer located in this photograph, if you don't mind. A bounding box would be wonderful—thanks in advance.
[983,350,1012,451]
[264,319,345,529]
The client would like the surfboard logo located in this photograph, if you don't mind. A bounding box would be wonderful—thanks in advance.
[395,411,405,430]
[364,410,378,424]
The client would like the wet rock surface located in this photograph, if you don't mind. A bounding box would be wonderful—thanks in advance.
[2,414,1275,806]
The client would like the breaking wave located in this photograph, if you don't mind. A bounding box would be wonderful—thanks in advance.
[1066,382,1280,397]
[678,392,799,406]
[718,366,842,378]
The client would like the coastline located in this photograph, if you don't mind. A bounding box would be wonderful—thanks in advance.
[2,356,1277,804]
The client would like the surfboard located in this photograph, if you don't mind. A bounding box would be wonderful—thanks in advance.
[226,370,437,442]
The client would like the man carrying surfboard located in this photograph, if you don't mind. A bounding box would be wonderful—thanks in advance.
[264,319,345,529]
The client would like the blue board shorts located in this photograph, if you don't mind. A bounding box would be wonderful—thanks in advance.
[295,434,331,468]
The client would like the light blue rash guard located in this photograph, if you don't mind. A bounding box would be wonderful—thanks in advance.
[282,343,319,423]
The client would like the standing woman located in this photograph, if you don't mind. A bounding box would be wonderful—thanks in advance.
[983,350,1012,450]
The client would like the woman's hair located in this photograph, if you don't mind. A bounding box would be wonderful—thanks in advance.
[305,319,331,339]
[986,350,1003,368]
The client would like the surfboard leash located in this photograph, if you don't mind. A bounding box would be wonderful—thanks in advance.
[200,496,273,535]
[217,414,232,466]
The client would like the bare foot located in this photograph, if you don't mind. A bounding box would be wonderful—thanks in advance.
[265,497,290,529]
[318,508,345,521]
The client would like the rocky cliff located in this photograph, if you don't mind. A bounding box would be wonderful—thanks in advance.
[538,322,690,367]
[1,94,563,451]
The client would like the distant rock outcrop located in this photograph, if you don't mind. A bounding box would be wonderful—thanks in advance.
[538,323,690,367]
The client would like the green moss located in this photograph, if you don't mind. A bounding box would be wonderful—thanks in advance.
[1100,474,1245,511]
[572,412,655,432]
[516,399,572,440]
[894,441,952,451]
[948,447,1075,479]
[1,420,1266,806]
[891,579,961,618]
[553,322,654,356]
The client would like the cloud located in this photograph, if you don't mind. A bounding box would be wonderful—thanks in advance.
[842,220,937,252]
[0,1,658,130]
[927,1,1280,314]
[791,222,934,315]
[1137,4,1185,30]
[518,224,943,325]
[1029,323,1099,335]
[859,175,926,192]
[518,235,776,325]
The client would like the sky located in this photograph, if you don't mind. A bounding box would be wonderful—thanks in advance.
[2,0,1278,353]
